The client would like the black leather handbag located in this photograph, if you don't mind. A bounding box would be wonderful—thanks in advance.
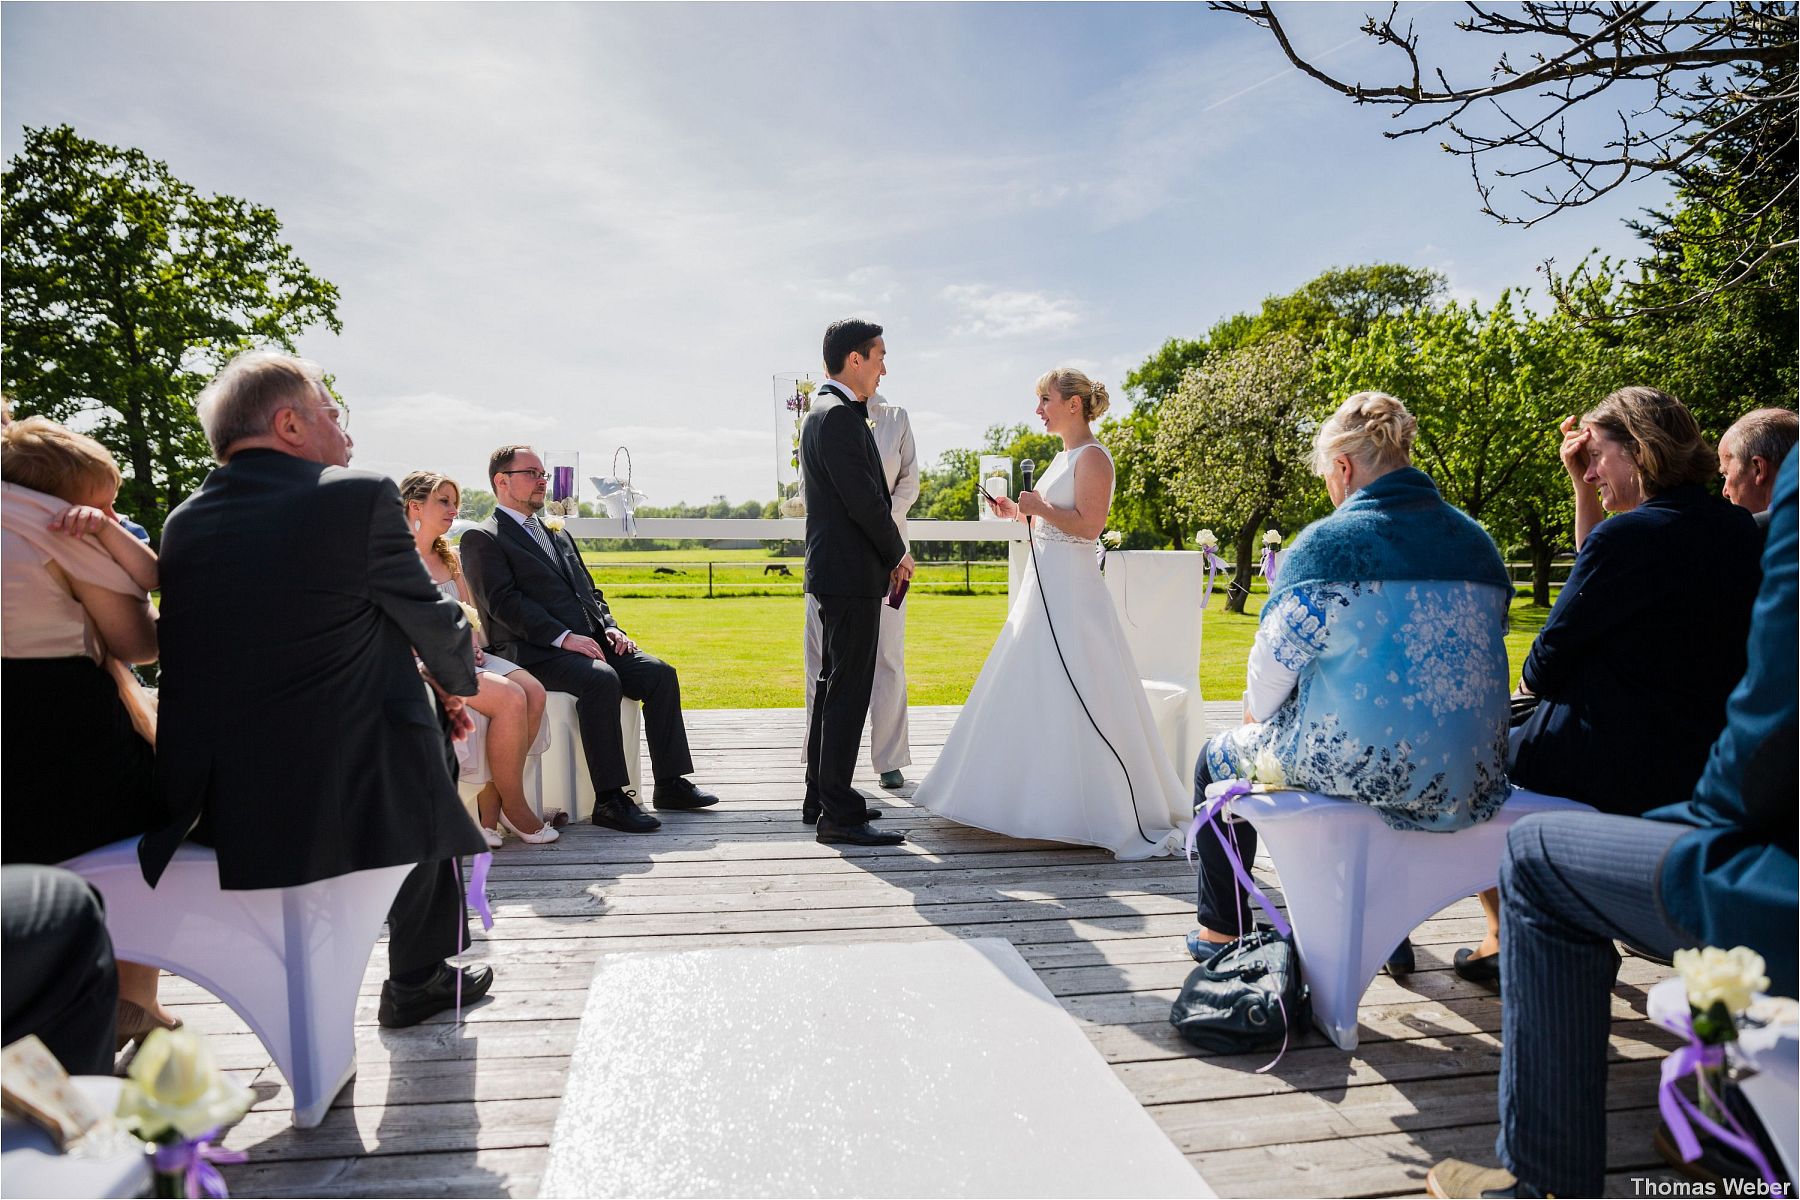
[1169,928,1310,1054]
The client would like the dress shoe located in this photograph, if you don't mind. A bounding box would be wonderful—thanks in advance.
[591,790,661,833]
[878,770,906,790]
[498,811,559,844]
[653,777,720,811]
[1424,1159,1525,1198]
[1453,946,1502,990]
[1383,937,1416,976]
[802,804,881,825]
[378,963,494,1029]
[115,999,183,1051]
[816,819,904,847]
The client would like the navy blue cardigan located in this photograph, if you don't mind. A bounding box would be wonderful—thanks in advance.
[1646,451,1798,994]
[1511,483,1763,815]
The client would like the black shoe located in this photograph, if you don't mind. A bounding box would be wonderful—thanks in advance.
[802,805,882,826]
[1383,937,1416,976]
[816,819,904,846]
[378,963,494,1029]
[591,790,661,833]
[1453,946,1501,990]
[653,777,719,811]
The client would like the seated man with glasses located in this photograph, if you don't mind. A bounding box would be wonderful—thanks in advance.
[459,444,717,832]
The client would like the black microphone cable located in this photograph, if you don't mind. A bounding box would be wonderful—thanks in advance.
[1018,457,1159,849]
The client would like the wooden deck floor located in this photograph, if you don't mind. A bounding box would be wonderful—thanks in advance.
[177,705,1686,1198]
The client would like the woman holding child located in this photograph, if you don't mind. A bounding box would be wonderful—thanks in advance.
[399,471,557,846]
[1191,392,1514,966]
[1,416,175,1043]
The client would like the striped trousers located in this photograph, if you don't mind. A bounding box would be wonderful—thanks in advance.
[1497,810,1695,1197]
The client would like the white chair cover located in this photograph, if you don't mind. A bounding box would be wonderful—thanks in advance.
[1214,784,1593,1050]
[60,839,410,1128]
[538,693,643,820]
[1101,550,1205,777]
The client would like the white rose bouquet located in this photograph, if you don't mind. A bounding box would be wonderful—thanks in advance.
[1100,530,1123,548]
[1674,945,1769,1043]
[1194,528,1218,552]
[1262,529,1282,547]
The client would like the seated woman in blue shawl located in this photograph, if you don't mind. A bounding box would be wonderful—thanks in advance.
[1191,392,1514,967]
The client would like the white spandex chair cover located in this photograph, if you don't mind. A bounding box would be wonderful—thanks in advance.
[59,839,410,1128]
[1101,550,1205,778]
[538,693,643,821]
[1211,783,1593,1050]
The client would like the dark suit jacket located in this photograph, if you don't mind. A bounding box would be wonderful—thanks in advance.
[1511,483,1763,815]
[458,511,619,667]
[141,450,484,890]
[1647,449,1798,994]
[800,384,907,598]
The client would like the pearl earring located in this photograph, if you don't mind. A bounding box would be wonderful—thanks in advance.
[412,519,421,532]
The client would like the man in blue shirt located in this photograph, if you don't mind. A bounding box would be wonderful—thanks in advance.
[1428,448,1798,1198]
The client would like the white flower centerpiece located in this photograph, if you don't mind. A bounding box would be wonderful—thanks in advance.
[116,1027,252,1197]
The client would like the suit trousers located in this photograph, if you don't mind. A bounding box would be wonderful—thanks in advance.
[2,866,119,1076]
[801,594,910,773]
[1191,753,1262,935]
[806,594,882,825]
[387,858,470,980]
[1496,811,1693,1197]
[528,645,694,794]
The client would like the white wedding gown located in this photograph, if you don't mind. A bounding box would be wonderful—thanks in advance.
[912,444,1188,860]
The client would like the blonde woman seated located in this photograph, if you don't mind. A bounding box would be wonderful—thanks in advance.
[401,471,556,846]
[1,417,175,1043]
[1190,393,1513,966]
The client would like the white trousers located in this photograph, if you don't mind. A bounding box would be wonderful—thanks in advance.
[801,593,911,773]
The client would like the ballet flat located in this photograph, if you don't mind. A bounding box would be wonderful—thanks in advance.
[498,811,559,844]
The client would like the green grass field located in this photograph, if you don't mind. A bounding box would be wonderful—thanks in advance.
[604,580,1558,709]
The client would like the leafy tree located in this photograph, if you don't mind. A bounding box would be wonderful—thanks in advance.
[2,125,341,540]
[1099,404,1185,548]
[1155,335,1317,612]
[457,487,497,520]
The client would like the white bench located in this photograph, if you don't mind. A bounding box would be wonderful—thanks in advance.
[538,693,643,820]
[1210,783,1593,1050]
[59,840,410,1128]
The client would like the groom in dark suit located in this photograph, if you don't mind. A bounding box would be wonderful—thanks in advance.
[142,351,492,1030]
[800,319,913,847]
[459,445,717,833]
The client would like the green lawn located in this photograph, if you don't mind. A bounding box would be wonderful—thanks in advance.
[607,583,1558,709]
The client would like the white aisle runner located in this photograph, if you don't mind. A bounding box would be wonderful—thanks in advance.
[539,938,1212,1198]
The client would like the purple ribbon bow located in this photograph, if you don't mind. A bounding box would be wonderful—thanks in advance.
[1200,549,1228,608]
[1655,1006,1782,1190]
[1258,546,1278,583]
[152,1128,247,1198]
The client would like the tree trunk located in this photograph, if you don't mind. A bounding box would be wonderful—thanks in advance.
[1225,513,1265,614]
[1529,535,1554,608]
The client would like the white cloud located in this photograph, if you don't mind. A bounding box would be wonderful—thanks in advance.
[940,285,1082,339]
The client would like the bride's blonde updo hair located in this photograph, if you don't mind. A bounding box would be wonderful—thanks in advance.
[398,470,464,579]
[1037,367,1111,423]
[1311,391,1417,477]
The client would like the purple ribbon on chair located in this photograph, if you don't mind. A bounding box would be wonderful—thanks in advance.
[1655,1007,1782,1190]
[1200,549,1228,608]
[455,851,496,1024]
[1258,546,1277,583]
[1186,781,1291,939]
[152,1128,247,1198]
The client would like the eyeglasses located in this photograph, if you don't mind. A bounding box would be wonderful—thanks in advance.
[318,404,349,434]
[498,469,549,482]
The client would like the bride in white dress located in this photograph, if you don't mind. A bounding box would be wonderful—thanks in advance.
[912,368,1187,860]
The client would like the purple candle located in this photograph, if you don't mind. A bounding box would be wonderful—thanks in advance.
[552,466,575,502]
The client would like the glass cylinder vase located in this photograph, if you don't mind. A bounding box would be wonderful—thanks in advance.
[773,372,818,517]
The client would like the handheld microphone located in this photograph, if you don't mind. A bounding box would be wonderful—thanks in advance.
[1021,459,1035,494]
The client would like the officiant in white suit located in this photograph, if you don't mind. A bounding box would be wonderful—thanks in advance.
[801,391,919,788]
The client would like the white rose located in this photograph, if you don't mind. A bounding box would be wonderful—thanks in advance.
[1262,529,1282,547]
[1251,746,1286,788]
[457,601,482,634]
[1101,530,1123,548]
[1674,946,1769,1017]
[1194,528,1217,547]
[540,515,565,534]
[116,1027,252,1141]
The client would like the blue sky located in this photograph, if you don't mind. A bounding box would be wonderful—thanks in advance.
[2,3,1664,504]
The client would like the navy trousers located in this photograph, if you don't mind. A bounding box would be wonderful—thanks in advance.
[1497,810,1694,1197]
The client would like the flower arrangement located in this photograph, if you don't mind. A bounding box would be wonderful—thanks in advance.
[457,601,482,634]
[1251,746,1286,787]
[116,1027,251,1197]
[1654,945,1782,1188]
[1262,529,1283,548]
[1100,530,1123,548]
[786,378,817,472]
[1194,528,1218,552]
[1194,530,1230,607]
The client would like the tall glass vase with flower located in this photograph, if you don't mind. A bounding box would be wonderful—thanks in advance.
[774,373,817,517]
